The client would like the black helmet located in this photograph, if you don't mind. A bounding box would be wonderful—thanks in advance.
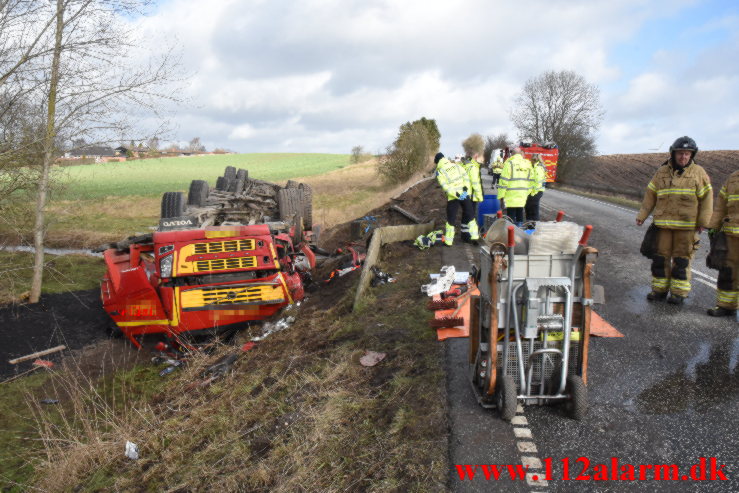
[669,136,698,160]
[434,152,444,164]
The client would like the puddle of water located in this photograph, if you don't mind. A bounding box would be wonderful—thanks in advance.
[636,339,739,415]
[0,245,101,257]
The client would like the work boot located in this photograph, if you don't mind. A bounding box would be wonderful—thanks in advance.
[646,291,667,302]
[707,306,737,317]
[667,294,686,305]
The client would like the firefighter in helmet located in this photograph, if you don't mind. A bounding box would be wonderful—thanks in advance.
[498,145,535,226]
[705,170,739,317]
[636,136,713,305]
[435,152,478,246]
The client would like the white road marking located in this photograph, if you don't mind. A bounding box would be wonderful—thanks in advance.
[511,415,529,426]
[522,456,542,469]
[513,427,532,439]
[517,442,538,453]
[526,472,549,487]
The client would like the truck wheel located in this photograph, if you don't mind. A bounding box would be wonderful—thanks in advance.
[224,166,236,180]
[228,178,244,193]
[236,169,248,181]
[278,188,303,224]
[161,191,185,218]
[291,213,304,245]
[188,180,209,206]
[299,183,313,229]
[215,176,226,191]
[286,179,299,188]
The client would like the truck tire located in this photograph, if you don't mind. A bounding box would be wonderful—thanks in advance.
[216,176,226,191]
[286,179,299,188]
[228,178,244,193]
[236,169,248,181]
[299,183,313,229]
[188,180,209,206]
[224,166,236,180]
[161,191,185,218]
[278,188,303,224]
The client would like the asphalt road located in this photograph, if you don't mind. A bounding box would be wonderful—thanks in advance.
[443,188,738,493]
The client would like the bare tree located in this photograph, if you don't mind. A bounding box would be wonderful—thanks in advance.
[510,70,604,178]
[188,136,205,153]
[1,0,182,302]
[483,133,512,164]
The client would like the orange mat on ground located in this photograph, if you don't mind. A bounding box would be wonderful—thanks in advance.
[589,310,623,337]
[434,287,478,341]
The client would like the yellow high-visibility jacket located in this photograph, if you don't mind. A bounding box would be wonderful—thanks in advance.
[461,158,483,202]
[708,170,739,236]
[531,162,546,195]
[637,161,713,230]
[490,157,504,175]
[498,154,534,208]
[436,157,471,201]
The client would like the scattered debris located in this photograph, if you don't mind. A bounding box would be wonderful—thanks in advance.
[413,230,444,250]
[124,441,139,460]
[389,204,423,224]
[40,399,59,405]
[421,266,456,296]
[359,351,386,367]
[32,359,54,368]
[241,342,256,352]
[251,316,296,342]
[204,354,239,377]
[370,266,396,287]
[159,360,184,377]
[8,345,66,365]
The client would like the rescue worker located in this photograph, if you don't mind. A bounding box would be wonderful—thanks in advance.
[636,136,713,305]
[705,170,739,316]
[460,152,484,243]
[490,152,504,185]
[498,146,534,226]
[435,152,478,246]
[525,153,547,222]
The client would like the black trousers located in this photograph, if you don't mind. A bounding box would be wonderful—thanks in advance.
[447,198,475,237]
[525,192,543,222]
[492,173,500,185]
[506,207,525,225]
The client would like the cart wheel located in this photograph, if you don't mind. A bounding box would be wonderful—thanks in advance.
[565,375,588,420]
[496,374,517,421]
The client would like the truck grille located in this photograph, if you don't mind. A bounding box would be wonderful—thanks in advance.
[180,284,284,309]
[193,239,255,254]
[195,256,257,272]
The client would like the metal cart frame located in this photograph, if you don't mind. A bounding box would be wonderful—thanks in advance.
[469,222,596,420]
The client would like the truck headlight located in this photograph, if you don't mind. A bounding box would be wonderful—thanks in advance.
[159,255,173,278]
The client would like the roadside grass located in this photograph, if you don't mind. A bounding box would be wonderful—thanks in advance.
[24,244,448,492]
[0,251,105,304]
[58,153,351,200]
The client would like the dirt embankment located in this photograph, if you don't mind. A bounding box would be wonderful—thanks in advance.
[560,150,738,199]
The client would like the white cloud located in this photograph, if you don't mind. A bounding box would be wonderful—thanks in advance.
[125,0,738,155]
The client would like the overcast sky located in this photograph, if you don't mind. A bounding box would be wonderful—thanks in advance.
[135,0,739,156]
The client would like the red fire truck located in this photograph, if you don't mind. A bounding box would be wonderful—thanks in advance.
[98,167,315,348]
[503,142,559,184]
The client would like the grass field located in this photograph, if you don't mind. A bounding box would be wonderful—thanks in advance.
[57,153,351,200]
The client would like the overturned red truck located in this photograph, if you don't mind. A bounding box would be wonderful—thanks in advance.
[97,167,316,347]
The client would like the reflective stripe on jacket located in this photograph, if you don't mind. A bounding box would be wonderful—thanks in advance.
[461,158,483,202]
[490,158,504,175]
[498,154,534,208]
[436,157,471,201]
[708,170,739,236]
[636,161,713,230]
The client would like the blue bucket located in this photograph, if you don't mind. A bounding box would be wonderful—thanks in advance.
[477,194,499,227]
